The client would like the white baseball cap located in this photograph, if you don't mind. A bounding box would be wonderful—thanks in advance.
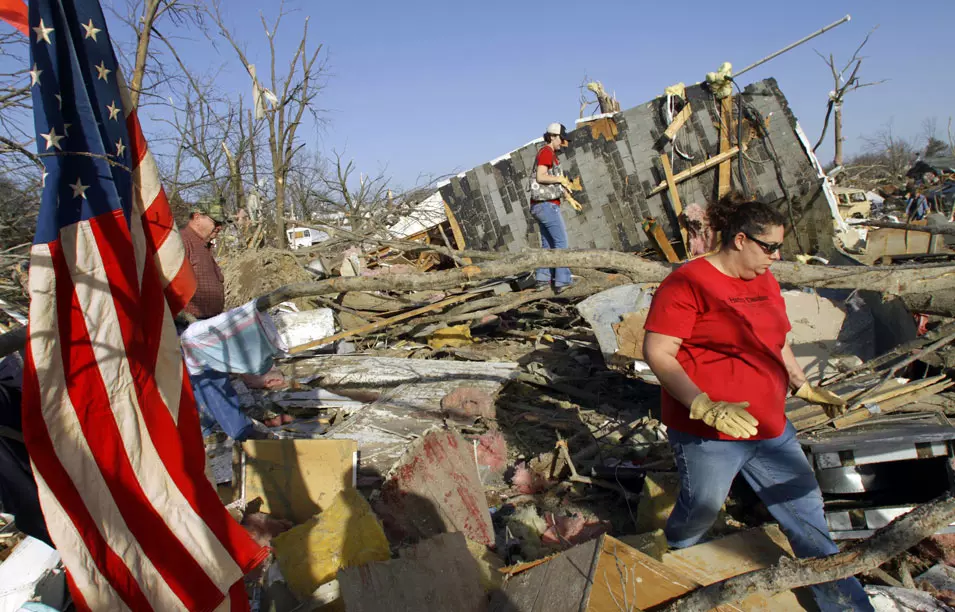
[545,122,570,141]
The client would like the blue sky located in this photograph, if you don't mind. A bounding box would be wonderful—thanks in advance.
[6,0,955,190]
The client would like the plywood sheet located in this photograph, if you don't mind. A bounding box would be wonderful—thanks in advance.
[243,439,357,523]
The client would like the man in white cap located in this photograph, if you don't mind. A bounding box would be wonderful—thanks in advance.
[529,122,579,293]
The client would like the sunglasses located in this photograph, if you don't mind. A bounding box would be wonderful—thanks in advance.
[744,233,784,255]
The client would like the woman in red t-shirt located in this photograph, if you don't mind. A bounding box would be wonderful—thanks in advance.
[642,194,874,611]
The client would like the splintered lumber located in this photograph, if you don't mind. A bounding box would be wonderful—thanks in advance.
[663,103,693,142]
[648,146,741,196]
[288,291,483,353]
[718,95,733,197]
[659,492,955,612]
[834,379,953,428]
[659,154,689,251]
[442,201,472,264]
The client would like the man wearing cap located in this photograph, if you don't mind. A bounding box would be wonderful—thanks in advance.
[181,211,225,319]
[530,123,579,293]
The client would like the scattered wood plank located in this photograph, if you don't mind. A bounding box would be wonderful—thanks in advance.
[718,95,733,197]
[442,200,472,264]
[288,291,485,353]
[659,154,689,252]
[648,146,741,196]
[642,218,680,262]
[834,379,953,428]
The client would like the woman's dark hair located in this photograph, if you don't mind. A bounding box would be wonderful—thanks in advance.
[708,192,786,247]
[543,132,557,143]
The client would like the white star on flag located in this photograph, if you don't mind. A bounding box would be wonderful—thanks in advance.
[95,61,111,82]
[29,64,42,86]
[54,94,62,109]
[40,127,64,151]
[69,177,89,200]
[115,139,126,157]
[33,19,53,44]
[81,19,101,41]
[63,123,72,136]
[106,100,121,120]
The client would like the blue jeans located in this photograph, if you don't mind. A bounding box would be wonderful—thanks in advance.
[531,202,571,287]
[189,367,255,441]
[667,422,873,611]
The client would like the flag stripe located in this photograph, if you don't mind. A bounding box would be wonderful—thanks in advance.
[89,212,263,579]
[23,245,168,611]
[49,236,220,611]
[33,470,130,612]
[60,219,248,600]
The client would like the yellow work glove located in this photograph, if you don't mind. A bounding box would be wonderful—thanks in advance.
[689,393,759,439]
[795,382,847,418]
[559,176,581,192]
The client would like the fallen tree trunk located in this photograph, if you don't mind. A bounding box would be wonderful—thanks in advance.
[858,219,955,237]
[257,249,955,310]
[660,492,955,612]
[901,290,955,317]
[4,250,955,359]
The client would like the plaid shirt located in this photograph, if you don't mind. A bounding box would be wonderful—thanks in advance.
[180,226,225,319]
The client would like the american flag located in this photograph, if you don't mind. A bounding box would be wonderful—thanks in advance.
[16,0,267,609]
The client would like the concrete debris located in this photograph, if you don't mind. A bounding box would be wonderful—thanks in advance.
[272,487,390,599]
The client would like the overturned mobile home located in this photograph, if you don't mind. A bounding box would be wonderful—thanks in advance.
[440,78,844,258]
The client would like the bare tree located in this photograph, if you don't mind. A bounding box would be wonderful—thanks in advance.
[920,117,948,158]
[813,27,886,166]
[212,1,325,246]
[860,120,917,179]
[108,0,208,108]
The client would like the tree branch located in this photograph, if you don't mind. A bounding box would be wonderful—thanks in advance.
[661,492,955,612]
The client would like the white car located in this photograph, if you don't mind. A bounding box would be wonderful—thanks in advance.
[286,226,327,250]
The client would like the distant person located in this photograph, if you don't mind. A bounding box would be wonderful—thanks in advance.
[906,189,929,222]
[529,122,579,294]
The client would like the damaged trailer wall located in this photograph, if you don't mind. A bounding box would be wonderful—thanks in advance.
[440,78,835,259]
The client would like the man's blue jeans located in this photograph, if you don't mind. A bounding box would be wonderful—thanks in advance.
[531,202,572,287]
[190,367,255,441]
[667,422,873,611]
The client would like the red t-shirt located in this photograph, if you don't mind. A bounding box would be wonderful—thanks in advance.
[644,258,792,440]
[535,147,560,205]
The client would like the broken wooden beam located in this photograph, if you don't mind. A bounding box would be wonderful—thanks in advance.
[648,146,742,196]
[718,95,733,197]
[288,291,485,353]
[642,217,681,263]
[659,154,689,252]
[662,103,692,142]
